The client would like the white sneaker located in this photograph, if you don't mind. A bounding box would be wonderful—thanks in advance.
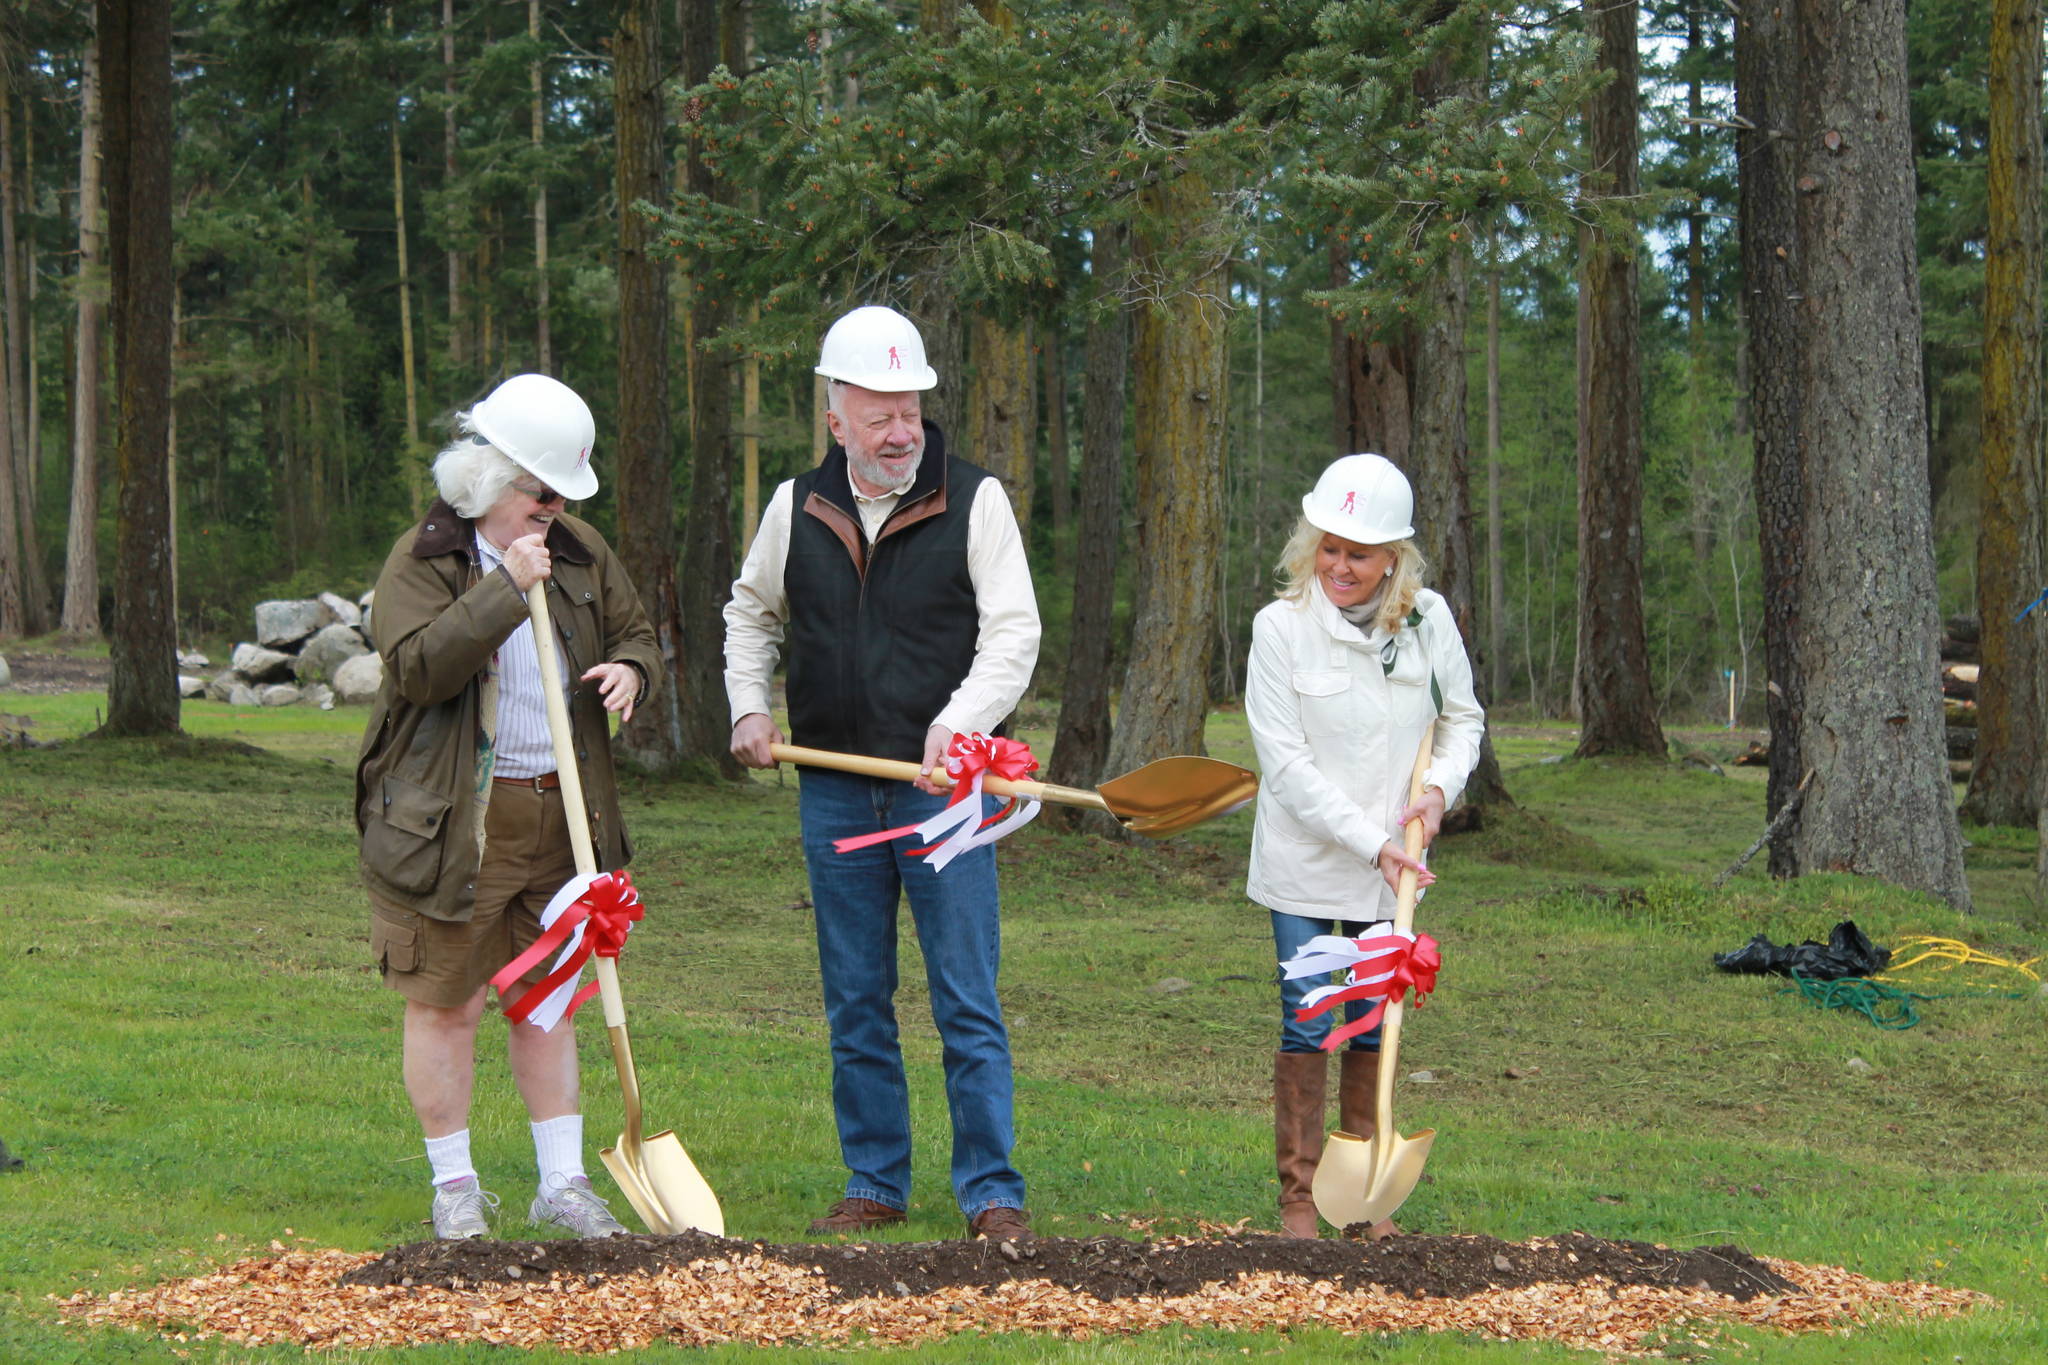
[430,1177,499,1239]
[530,1175,628,1238]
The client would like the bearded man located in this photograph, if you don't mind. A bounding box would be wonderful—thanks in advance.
[723,306,1040,1242]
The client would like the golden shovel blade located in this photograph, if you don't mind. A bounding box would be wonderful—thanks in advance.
[1096,756,1259,838]
[1311,1127,1438,1231]
[601,1130,725,1236]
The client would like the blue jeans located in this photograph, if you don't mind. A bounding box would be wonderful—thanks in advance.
[1272,910,1383,1054]
[798,769,1025,1218]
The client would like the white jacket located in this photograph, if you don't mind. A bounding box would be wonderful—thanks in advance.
[1244,583,1485,922]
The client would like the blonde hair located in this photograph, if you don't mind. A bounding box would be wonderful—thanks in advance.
[1274,516,1428,633]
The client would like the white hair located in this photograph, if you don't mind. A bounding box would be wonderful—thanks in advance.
[430,410,525,519]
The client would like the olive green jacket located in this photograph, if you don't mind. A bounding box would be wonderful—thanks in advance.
[354,502,659,922]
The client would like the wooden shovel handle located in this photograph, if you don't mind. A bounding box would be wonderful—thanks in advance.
[1390,722,1435,937]
[769,743,1111,815]
[526,586,628,1037]
[1372,721,1437,1177]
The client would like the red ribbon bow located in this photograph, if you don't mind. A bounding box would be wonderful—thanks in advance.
[493,870,643,1025]
[942,733,1037,801]
[1295,931,1441,1053]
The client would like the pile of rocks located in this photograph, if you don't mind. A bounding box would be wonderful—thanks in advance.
[183,591,384,707]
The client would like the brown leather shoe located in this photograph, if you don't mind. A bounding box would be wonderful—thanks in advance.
[967,1205,1033,1242]
[806,1197,906,1234]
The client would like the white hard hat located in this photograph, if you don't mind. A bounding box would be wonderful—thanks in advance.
[468,373,598,500]
[815,305,938,392]
[1302,453,1414,545]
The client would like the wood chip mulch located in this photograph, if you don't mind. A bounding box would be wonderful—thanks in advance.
[54,1229,1992,1359]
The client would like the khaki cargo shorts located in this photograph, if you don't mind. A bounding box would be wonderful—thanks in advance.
[370,781,579,1008]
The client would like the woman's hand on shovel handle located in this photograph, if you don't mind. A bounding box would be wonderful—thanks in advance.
[583,662,641,724]
[1396,786,1447,847]
[1376,841,1437,896]
[503,533,553,592]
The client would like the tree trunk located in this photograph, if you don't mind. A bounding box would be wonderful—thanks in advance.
[0,286,17,636]
[530,0,553,373]
[444,0,466,376]
[1,66,50,635]
[391,15,423,514]
[1777,0,1969,909]
[95,0,181,737]
[1485,262,1503,705]
[970,313,1033,527]
[1105,174,1230,772]
[673,0,745,778]
[1961,0,2044,829]
[742,301,760,545]
[1406,251,1512,811]
[1047,225,1128,817]
[1573,0,1663,759]
[611,0,687,771]
[1043,324,1068,541]
[1737,0,1805,877]
[908,0,964,437]
[62,33,106,638]
[1328,241,1410,458]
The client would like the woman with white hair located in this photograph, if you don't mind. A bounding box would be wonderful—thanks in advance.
[355,374,659,1241]
[1244,452,1485,1239]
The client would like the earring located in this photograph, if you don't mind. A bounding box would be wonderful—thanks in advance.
[1383,566,1393,578]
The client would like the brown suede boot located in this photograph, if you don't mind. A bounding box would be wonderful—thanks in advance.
[1337,1048,1380,1141]
[1273,1051,1328,1238]
[1338,1048,1400,1240]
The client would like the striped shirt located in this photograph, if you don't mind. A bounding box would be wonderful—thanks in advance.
[477,532,568,780]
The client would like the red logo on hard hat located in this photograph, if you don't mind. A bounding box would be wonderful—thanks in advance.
[887,346,902,370]
[1340,490,1356,514]
[578,446,591,469]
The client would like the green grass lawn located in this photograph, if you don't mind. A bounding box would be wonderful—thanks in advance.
[1,685,2043,1362]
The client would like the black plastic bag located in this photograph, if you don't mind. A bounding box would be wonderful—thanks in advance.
[1712,920,1890,981]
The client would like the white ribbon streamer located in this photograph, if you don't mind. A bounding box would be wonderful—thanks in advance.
[913,772,1043,872]
[517,871,598,1033]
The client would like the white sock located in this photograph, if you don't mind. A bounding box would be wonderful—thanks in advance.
[531,1114,587,1192]
[425,1129,477,1188]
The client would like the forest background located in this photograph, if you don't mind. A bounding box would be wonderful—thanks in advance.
[0,2,2036,883]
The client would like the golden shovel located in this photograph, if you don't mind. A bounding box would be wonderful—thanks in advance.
[769,744,1257,839]
[1311,723,1438,1232]
[527,584,724,1236]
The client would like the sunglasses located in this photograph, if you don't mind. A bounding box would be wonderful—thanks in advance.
[513,480,563,506]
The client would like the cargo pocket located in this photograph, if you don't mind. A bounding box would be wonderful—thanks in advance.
[370,904,422,975]
[363,774,455,894]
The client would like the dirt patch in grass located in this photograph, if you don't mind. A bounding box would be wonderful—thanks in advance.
[344,1228,1793,1302]
[2,651,110,695]
[62,1230,1989,1357]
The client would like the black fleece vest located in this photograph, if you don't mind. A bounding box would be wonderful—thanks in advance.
[785,424,994,762]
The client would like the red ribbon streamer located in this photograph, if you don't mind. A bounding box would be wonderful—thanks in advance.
[832,733,1041,854]
[1294,931,1441,1053]
[492,870,644,1024]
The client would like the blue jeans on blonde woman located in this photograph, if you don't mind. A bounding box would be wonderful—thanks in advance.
[1271,910,1389,1238]
[1272,911,1384,1054]
[798,768,1026,1224]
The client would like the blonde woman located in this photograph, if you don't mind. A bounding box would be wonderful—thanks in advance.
[1244,453,1485,1238]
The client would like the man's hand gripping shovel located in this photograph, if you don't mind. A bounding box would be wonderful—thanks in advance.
[527,584,724,1236]
[1311,723,1438,1231]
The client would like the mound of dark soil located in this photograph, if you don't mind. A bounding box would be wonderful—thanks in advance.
[343,1228,1794,1303]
